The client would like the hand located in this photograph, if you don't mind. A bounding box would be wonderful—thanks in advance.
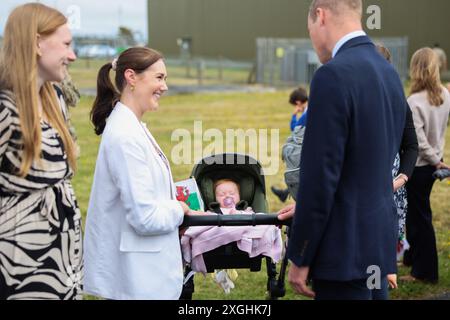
[393,174,408,192]
[288,264,315,298]
[393,179,405,192]
[178,207,208,237]
[294,105,304,115]
[187,210,207,216]
[179,201,191,215]
[436,162,450,170]
[387,274,398,289]
[277,203,296,221]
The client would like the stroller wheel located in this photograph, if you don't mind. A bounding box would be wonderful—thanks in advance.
[267,279,285,300]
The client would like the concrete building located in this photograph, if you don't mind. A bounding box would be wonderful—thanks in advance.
[147,0,450,62]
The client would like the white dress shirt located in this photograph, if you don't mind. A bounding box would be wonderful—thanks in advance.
[83,102,184,300]
[332,30,367,58]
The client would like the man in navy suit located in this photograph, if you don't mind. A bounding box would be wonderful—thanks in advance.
[278,0,407,300]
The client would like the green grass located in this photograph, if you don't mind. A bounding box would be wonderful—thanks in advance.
[70,91,449,300]
[69,58,251,90]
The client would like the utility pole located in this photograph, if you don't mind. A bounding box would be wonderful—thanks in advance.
[147,0,151,46]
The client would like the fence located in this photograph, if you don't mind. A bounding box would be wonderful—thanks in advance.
[256,37,409,86]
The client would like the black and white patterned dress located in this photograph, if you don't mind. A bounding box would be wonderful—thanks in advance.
[392,153,407,240]
[0,90,83,300]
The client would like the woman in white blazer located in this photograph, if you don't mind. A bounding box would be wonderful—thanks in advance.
[83,47,192,300]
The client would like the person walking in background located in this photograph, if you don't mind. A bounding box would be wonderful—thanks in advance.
[0,3,82,300]
[402,48,450,284]
[279,0,407,300]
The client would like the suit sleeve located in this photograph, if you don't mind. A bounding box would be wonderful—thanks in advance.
[287,65,349,267]
[106,135,184,236]
[398,106,418,178]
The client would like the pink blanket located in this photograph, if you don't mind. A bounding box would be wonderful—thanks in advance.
[181,213,283,273]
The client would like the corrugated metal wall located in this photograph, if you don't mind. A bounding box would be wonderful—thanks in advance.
[147,0,450,62]
[365,0,449,63]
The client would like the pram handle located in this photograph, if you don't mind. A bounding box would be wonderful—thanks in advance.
[180,214,292,228]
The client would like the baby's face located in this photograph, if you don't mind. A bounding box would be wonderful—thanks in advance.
[215,182,240,208]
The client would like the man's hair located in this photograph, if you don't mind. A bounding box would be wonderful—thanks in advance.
[309,0,363,22]
[376,44,392,63]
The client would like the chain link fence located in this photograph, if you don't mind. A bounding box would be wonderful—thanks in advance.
[256,37,409,86]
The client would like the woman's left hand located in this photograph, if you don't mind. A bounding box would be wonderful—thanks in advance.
[393,174,408,192]
[393,179,404,192]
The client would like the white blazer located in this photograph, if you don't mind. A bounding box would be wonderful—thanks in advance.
[83,102,184,300]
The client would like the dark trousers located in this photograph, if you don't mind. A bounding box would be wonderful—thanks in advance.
[312,277,388,300]
[405,165,439,282]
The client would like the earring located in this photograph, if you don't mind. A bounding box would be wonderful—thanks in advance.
[131,85,135,92]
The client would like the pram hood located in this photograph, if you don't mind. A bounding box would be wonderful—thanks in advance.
[191,153,267,213]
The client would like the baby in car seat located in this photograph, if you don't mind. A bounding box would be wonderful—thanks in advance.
[209,179,254,215]
[181,178,282,294]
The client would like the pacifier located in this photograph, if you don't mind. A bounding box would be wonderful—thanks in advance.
[223,197,235,208]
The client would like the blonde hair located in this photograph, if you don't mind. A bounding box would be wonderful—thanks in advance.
[410,47,444,107]
[0,3,77,176]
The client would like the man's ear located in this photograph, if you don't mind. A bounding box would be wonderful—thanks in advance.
[316,8,327,26]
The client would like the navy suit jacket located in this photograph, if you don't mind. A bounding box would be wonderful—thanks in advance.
[287,36,407,281]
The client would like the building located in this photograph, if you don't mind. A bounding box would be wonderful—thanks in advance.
[147,0,450,62]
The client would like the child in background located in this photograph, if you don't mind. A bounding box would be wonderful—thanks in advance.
[271,87,309,202]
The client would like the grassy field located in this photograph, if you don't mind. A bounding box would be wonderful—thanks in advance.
[69,58,252,90]
[69,88,450,300]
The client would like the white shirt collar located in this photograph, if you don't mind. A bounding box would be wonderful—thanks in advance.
[332,30,367,58]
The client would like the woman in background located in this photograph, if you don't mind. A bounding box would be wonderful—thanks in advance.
[403,48,450,283]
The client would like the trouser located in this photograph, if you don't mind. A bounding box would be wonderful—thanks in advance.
[405,165,439,282]
[312,277,389,300]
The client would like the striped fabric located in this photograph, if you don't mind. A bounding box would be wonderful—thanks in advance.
[0,90,83,300]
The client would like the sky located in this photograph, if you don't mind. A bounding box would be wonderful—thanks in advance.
[0,0,148,41]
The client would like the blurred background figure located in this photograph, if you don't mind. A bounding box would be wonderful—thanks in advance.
[271,87,308,202]
[54,72,81,156]
[432,44,450,93]
[402,47,450,284]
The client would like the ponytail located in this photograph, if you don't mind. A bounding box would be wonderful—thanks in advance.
[91,47,163,135]
[90,63,118,135]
